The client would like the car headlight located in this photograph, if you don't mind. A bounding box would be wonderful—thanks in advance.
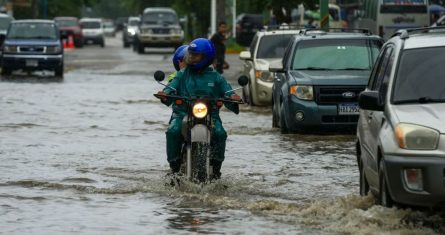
[290,85,314,100]
[395,123,440,150]
[255,70,273,82]
[127,28,136,35]
[3,45,18,53]
[192,102,208,119]
[46,46,61,54]
[171,29,182,35]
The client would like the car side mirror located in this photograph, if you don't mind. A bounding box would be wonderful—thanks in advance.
[358,90,384,111]
[238,76,249,87]
[239,51,251,60]
[269,60,285,73]
[154,70,165,82]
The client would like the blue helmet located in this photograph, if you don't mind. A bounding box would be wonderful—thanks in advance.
[172,45,189,71]
[186,38,215,70]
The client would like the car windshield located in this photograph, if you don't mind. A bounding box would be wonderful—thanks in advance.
[142,12,177,24]
[256,34,293,59]
[292,39,381,70]
[81,21,101,29]
[393,47,445,104]
[129,20,139,26]
[7,22,57,40]
[0,17,13,30]
[55,20,78,27]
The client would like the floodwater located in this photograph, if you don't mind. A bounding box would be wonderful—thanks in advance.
[1,35,444,234]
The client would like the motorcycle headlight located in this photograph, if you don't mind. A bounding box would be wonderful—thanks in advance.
[192,102,208,119]
[3,45,18,53]
[290,85,314,100]
[395,123,440,150]
[46,46,61,54]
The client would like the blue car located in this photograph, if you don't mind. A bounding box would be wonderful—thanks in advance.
[271,29,383,133]
[1,20,64,78]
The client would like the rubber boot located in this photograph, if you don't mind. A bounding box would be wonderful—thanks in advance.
[211,159,222,180]
[169,159,181,174]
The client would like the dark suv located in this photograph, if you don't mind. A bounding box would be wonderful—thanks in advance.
[1,20,64,78]
[134,7,184,54]
[270,29,383,133]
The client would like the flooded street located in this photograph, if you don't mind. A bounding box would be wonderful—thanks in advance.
[1,35,444,234]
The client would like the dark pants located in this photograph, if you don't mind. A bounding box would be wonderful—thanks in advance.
[166,116,227,163]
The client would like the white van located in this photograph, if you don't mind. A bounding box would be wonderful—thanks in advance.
[80,18,105,47]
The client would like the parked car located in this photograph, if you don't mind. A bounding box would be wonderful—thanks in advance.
[270,29,383,133]
[54,16,83,48]
[134,7,184,54]
[79,18,105,47]
[236,13,264,47]
[239,27,300,106]
[357,27,445,208]
[1,20,64,78]
[123,16,140,48]
[0,13,14,55]
[103,20,116,37]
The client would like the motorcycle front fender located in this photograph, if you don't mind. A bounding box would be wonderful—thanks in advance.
[190,124,211,143]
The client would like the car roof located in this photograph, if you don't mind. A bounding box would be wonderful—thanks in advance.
[128,17,140,21]
[80,18,101,22]
[143,7,176,14]
[12,19,55,24]
[54,16,78,21]
[389,30,445,50]
[295,30,382,41]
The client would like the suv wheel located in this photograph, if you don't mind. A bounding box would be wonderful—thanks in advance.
[138,44,144,54]
[378,160,394,207]
[272,100,279,128]
[279,103,289,134]
[1,67,11,76]
[55,63,64,78]
[359,155,369,196]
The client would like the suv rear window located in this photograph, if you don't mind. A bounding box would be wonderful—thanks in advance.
[142,12,177,25]
[81,21,101,29]
[393,47,445,104]
[256,34,293,59]
[8,22,57,40]
[292,39,381,70]
[56,20,78,27]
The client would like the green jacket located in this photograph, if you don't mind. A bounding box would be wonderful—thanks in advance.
[163,67,239,118]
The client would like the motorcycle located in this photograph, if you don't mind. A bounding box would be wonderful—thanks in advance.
[153,71,248,183]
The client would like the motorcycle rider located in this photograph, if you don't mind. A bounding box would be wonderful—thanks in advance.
[167,45,188,82]
[157,38,241,179]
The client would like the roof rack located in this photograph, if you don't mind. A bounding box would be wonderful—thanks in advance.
[263,24,303,31]
[299,28,371,36]
[391,26,445,39]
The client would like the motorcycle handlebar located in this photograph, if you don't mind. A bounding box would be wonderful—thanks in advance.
[153,93,244,104]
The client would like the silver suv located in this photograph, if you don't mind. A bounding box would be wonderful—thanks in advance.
[239,27,300,106]
[134,7,184,54]
[357,27,445,208]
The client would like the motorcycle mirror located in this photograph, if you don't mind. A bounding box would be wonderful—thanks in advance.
[238,76,249,87]
[154,70,165,82]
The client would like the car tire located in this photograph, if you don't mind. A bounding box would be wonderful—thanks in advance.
[138,44,144,54]
[272,100,279,128]
[100,39,105,48]
[359,156,369,196]
[378,160,394,207]
[1,67,11,76]
[279,103,289,134]
[123,41,130,48]
[55,63,64,78]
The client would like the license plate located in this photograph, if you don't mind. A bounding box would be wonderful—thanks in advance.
[26,60,38,67]
[338,103,359,115]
